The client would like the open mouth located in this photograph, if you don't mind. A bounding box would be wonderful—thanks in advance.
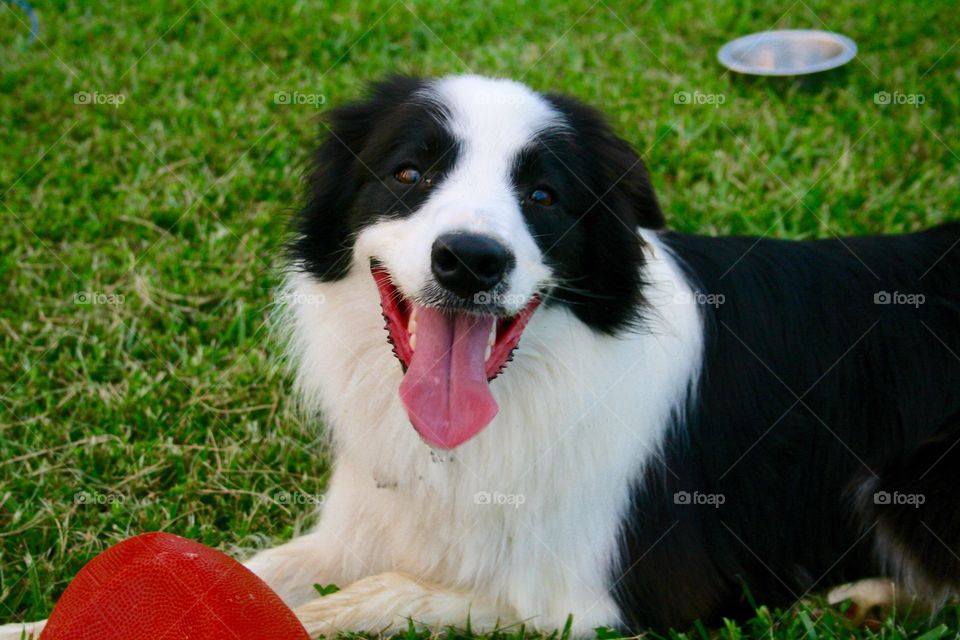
[372,265,540,450]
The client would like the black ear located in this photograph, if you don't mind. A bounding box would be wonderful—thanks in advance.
[545,94,665,231]
[544,94,665,334]
[289,76,425,281]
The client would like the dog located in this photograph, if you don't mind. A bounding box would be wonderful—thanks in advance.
[4,74,958,638]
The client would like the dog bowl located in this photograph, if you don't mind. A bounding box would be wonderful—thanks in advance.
[717,29,857,76]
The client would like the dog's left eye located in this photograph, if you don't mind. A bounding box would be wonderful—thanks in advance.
[527,188,556,207]
[394,167,423,185]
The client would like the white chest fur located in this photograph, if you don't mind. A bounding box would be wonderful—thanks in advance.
[278,232,702,630]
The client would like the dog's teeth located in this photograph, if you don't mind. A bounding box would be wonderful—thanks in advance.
[407,307,418,351]
[484,321,496,362]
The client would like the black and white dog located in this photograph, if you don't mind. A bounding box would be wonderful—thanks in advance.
[5,74,958,639]
[247,75,960,635]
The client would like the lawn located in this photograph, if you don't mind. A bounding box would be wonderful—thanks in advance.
[1,0,959,637]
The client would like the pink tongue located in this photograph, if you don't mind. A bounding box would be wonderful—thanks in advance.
[399,306,498,449]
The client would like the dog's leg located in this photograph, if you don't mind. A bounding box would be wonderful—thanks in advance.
[827,578,928,626]
[0,619,45,640]
[293,571,519,638]
[243,530,351,609]
[858,417,960,600]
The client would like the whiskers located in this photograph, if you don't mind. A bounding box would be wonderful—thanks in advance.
[540,275,615,307]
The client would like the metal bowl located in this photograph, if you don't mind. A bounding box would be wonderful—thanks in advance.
[717,29,857,76]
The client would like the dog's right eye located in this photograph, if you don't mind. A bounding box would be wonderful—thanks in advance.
[394,167,423,185]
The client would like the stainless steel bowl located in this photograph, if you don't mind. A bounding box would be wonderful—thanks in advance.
[717,29,857,76]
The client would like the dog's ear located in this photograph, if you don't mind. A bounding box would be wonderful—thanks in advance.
[544,94,665,333]
[545,94,665,231]
[289,76,425,281]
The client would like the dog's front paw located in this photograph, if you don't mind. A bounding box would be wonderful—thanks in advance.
[0,619,45,640]
[294,572,515,638]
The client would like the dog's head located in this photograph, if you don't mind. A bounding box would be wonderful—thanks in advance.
[290,75,663,449]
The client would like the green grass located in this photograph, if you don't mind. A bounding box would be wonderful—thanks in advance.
[1,0,959,637]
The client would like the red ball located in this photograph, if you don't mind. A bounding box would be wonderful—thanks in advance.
[40,532,310,640]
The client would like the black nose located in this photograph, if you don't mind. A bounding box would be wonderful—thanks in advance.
[431,233,512,298]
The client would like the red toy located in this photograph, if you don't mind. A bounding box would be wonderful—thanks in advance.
[40,532,310,640]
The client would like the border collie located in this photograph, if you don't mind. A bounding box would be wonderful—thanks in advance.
[5,75,958,638]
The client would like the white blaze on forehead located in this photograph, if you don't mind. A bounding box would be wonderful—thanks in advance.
[414,75,563,289]
[424,75,566,161]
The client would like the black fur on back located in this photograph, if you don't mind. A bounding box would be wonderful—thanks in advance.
[612,224,960,631]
